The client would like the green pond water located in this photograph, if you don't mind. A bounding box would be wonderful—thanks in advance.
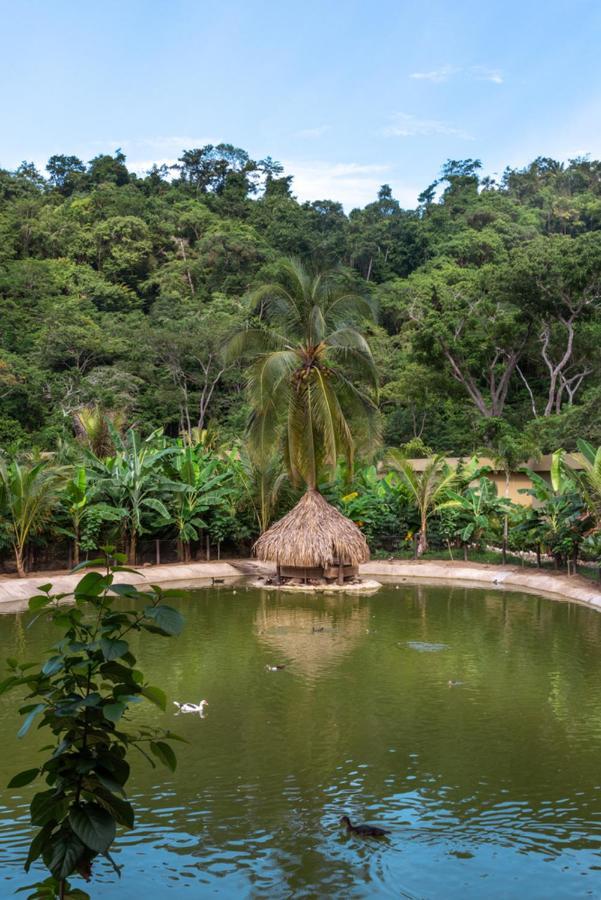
[1,581,601,899]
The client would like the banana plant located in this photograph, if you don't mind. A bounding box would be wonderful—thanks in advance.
[60,466,92,566]
[576,439,601,527]
[337,465,399,545]
[60,466,124,565]
[519,450,589,568]
[85,429,177,564]
[446,477,511,559]
[163,445,233,560]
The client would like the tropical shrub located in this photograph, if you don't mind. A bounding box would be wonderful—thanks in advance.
[1,554,184,899]
[384,452,460,556]
[0,456,65,576]
[518,451,590,567]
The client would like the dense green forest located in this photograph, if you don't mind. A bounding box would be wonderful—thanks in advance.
[1,146,601,455]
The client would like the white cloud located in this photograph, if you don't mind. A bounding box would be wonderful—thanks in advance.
[383,113,473,140]
[126,157,179,174]
[470,66,503,84]
[409,65,504,85]
[410,65,458,83]
[294,125,330,139]
[282,159,418,210]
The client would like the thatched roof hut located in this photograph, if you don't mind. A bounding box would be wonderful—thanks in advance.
[253,489,370,582]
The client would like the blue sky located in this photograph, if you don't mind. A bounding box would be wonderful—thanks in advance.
[2,0,601,209]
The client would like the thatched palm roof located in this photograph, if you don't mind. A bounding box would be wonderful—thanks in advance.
[253,489,370,568]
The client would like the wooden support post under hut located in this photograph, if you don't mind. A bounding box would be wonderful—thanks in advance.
[253,489,369,586]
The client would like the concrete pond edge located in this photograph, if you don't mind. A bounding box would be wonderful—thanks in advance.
[0,558,599,613]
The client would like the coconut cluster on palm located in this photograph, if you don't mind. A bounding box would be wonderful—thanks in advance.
[228,259,378,583]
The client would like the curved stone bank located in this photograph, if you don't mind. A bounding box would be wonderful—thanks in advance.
[0,558,600,613]
[0,562,241,613]
[360,560,601,610]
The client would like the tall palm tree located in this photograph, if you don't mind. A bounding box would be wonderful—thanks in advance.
[227,259,379,491]
[385,452,459,556]
[0,457,65,576]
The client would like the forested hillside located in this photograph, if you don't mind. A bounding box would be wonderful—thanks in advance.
[1,147,600,456]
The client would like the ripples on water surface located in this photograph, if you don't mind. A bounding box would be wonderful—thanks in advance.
[1,581,601,898]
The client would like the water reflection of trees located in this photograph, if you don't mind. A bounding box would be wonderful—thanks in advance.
[2,584,601,895]
[255,592,370,680]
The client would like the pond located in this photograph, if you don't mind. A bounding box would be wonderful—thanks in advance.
[1,581,601,898]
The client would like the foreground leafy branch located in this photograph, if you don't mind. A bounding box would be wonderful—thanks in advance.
[1,550,186,899]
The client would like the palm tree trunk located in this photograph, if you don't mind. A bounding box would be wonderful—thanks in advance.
[416,513,428,557]
[14,544,26,578]
[73,523,80,567]
[502,470,509,564]
[129,531,137,566]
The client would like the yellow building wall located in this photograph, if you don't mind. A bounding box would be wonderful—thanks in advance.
[485,472,541,506]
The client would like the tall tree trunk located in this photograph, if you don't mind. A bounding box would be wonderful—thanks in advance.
[129,531,137,566]
[416,513,428,557]
[502,470,509,564]
[14,544,26,578]
[73,522,80,567]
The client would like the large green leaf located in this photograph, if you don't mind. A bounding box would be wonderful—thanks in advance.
[29,594,54,612]
[94,769,125,796]
[69,802,116,853]
[18,703,46,738]
[144,604,184,636]
[94,787,134,828]
[31,789,68,826]
[142,497,171,519]
[149,740,177,772]
[24,821,55,872]
[100,637,130,660]
[42,655,64,676]
[141,684,167,710]
[7,767,39,788]
[47,829,86,879]
[103,702,126,723]
[75,571,111,597]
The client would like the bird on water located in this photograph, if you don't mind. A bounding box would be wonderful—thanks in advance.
[173,699,208,716]
[340,815,390,837]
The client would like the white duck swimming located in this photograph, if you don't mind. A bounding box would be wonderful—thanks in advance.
[173,699,208,716]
